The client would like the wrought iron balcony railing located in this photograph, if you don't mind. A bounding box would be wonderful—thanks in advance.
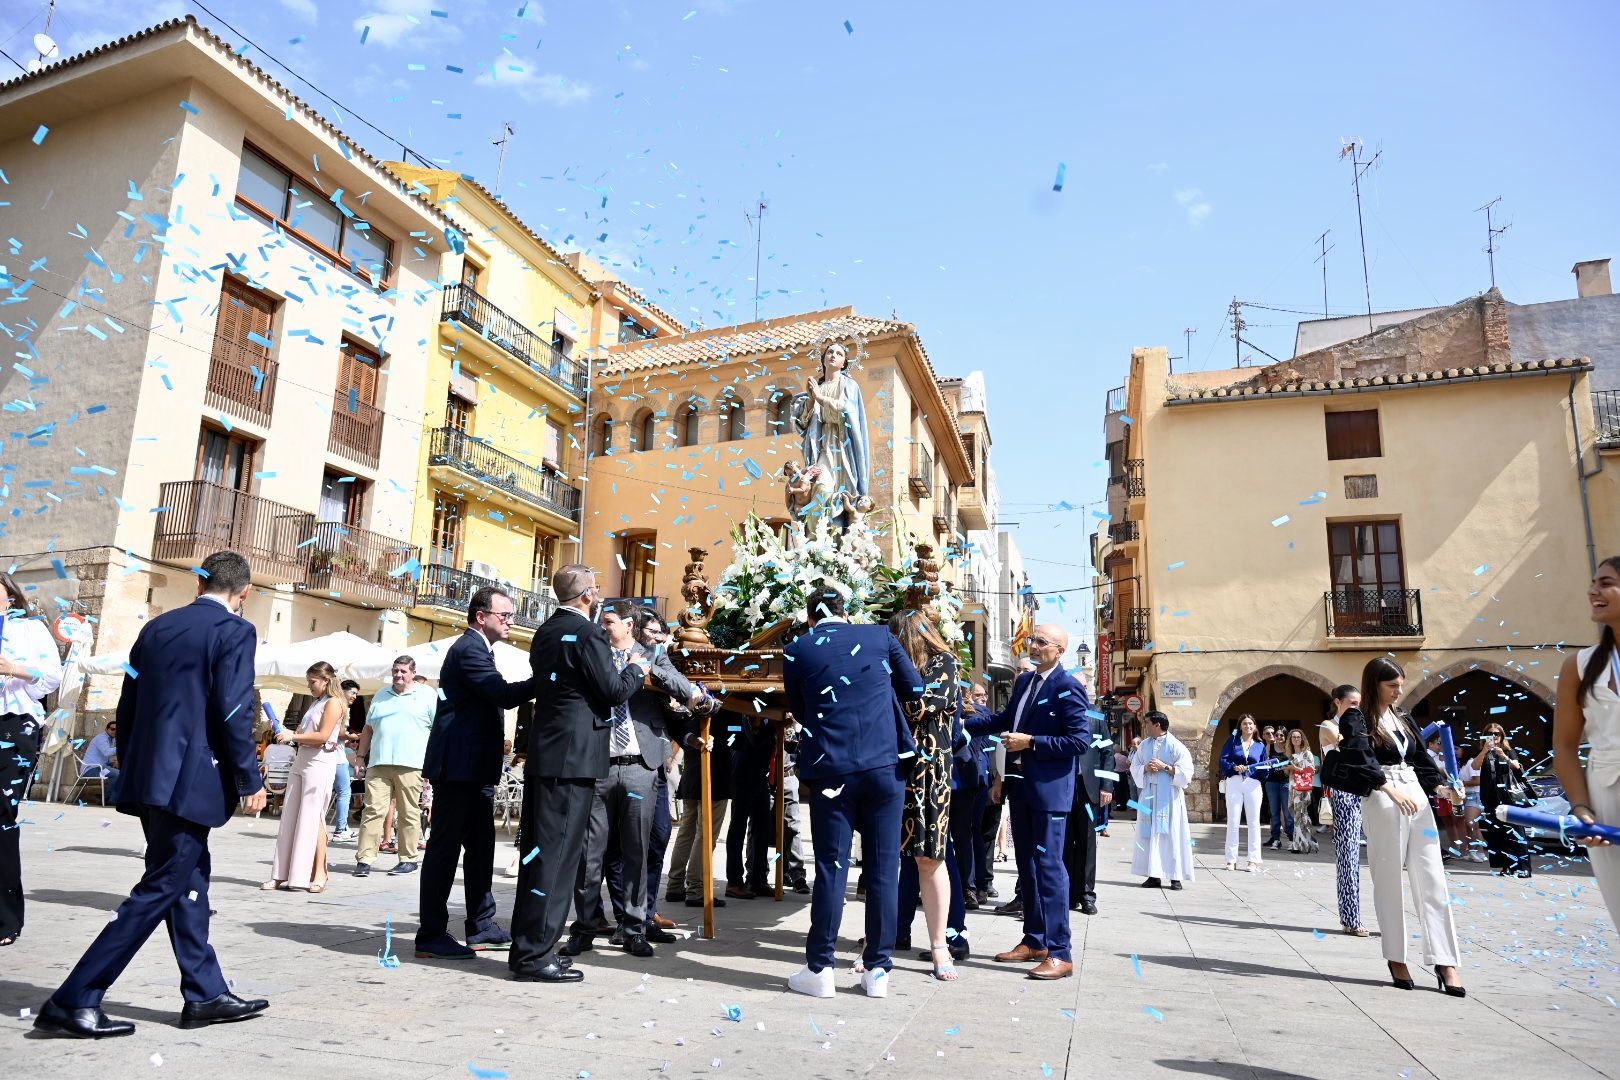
[303,521,419,607]
[429,427,582,521]
[1126,606,1151,651]
[1109,519,1140,545]
[417,563,555,630]
[1105,385,1126,413]
[441,282,590,397]
[1125,458,1145,498]
[1595,389,1620,445]
[205,339,278,427]
[1324,588,1423,638]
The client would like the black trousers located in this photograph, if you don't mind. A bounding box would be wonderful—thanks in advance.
[1064,794,1101,905]
[508,775,594,973]
[608,770,675,922]
[726,739,772,887]
[0,713,39,938]
[416,781,499,945]
[976,789,1003,892]
[950,783,988,895]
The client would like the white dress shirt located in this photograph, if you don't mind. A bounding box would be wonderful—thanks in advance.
[0,615,64,720]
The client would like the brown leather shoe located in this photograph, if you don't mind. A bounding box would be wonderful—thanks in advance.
[650,913,677,930]
[1027,957,1074,980]
[724,883,755,900]
[993,943,1049,964]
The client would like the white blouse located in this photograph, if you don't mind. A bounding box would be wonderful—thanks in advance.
[0,615,64,720]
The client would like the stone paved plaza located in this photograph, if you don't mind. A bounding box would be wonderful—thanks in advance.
[2,804,1615,1080]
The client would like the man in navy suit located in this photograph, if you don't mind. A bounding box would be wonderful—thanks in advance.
[966,624,1090,980]
[784,588,923,1000]
[417,585,537,960]
[955,683,995,907]
[37,551,269,1039]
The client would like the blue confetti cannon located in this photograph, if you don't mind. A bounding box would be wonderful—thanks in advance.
[1494,805,1620,845]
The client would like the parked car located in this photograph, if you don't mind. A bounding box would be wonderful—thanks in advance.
[1522,758,1588,859]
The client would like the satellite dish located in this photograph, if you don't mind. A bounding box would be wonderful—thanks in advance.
[33,32,59,61]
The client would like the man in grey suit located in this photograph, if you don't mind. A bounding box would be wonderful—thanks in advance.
[561,600,712,959]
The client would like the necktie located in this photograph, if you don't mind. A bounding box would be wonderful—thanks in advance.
[1011,672,1044,732]
[610,649,633,756]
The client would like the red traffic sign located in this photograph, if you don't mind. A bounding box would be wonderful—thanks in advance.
[1124,694,1143,714]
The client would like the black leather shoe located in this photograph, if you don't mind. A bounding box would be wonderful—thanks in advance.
[513,960,583,983]
[623,932,655,958]
[685,895,725,907]
[664,889,686,904]
[895,936,913,952]
[32,1000,134,1039]
[645,926,677,944]
[1169,880,1184,891]
[1140,878,1163,889]
[353,862,371,877]
[558,931,595,957]
[963,891,980,910]
[1079,900,1099,915]
[179,991,269,1029]
[984,885,1000,899]
[994,898,1022,915]
[608,927,627,947]
[583,916,614,934]
[790,878,810,895]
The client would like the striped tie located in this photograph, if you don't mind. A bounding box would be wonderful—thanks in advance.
[610,649,632,756]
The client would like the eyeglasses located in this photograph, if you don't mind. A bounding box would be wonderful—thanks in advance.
[1030,636,1057,647]
[487,610,516,622]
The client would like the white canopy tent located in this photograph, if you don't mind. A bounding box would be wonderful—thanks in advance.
[77,630,387,692]
[341,636,531,693]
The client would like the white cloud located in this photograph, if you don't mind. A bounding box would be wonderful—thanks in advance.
[1173,187,1212,227]
[1146,162,1169,174]
[353,0,475,49]
[476,54,592,106]
[44,0,186,56]
[278,0,319,22]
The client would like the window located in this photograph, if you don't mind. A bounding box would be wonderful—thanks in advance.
[318,471,365,526]
[337,341,382,406]
[620,532,656,597]
[552,330,574,359]
[430,495,466,568]
[678,400,702,447]
[591,414,613,457]
[766,391,790,435]
[1325,409,1381,460]
[636,409,658,452]
[1328,520,1404,594]
[235,144,395,282]
[962,433,977,488]
[719,396,747,441]
[543,419,565,470]
[445,391,473,434]
[618,315,657,344]
[208,278,278,422]
[531,531,557,594]
[461,258,482,292]
[195,427,256,490]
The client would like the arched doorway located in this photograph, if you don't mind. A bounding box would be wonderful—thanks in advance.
[1406,669,1556,770]
[1205,671,1332,823]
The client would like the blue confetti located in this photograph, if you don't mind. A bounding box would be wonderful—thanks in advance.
[31,125,48,145]
[1052,162,1066,192]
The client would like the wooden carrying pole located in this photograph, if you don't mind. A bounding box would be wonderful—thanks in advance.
[773,720,787,900]
[699,712,716,940]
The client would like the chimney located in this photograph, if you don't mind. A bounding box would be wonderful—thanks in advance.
[1573,259,1613,298]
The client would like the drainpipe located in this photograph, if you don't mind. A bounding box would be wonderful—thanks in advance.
[1570,374,1601,576]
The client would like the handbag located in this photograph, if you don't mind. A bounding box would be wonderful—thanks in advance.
[1319,796,1334,826]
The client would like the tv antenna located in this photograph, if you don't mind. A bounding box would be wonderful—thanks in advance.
[1176,327,1195,374]
[1478,196,1510,289]
[30,0,60,71]
[1340,138,1381,336]
[744,196,767,321]
[491,122,515,195]
[1313,229,1333,317]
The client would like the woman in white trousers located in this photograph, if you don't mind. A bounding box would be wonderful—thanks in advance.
[1337,657,1465,997]
[1219,715,1267,871]
[264,663,345,893]
[1554,557,1620,930]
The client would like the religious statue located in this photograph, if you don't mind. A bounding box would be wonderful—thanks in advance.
[674,546,714,646]
[793,341,871,529]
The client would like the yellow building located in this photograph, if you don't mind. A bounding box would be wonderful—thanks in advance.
[1098,288,1615,820]
[386,164,599,645]
[581,307,978,662]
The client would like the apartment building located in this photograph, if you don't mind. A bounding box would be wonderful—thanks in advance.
[0,18,448,723]
[938,372,1009,688]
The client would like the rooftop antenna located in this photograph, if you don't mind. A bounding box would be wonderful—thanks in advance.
[30,0,60,71]
[1313,229,1333,317]
[1340,138,1381,336]
[1177,327,1195,374]
[491,122,515,196]
[1478,196,1510,289]
[744,196,767,321]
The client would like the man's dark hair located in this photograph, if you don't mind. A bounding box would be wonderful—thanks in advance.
[392,655,417,671]
[468,585,510,622]
[340,679,361,692]
[1331,683,1358,702]
[807,584,845,620]
[632,605,665,634]
[199,550,252,595]
[601,598,637,622]
[1143,710,1170,733]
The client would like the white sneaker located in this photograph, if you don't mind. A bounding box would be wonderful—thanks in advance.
[1469,851,1488,863]
[788,965,836,998]
[860,967,889,998]
[1225,862,1236,872]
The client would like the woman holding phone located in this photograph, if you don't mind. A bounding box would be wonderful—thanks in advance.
[1474,723,1532,877]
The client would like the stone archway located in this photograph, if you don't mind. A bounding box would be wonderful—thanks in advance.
[1404,660,1558,766]
[1401,658,1558,710]
[1187,664,1337,823]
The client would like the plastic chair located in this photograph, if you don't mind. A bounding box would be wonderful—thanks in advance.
[260,745,295,817]
[63,750,108,807]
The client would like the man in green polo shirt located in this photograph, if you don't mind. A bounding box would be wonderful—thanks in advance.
[355,656,437,877]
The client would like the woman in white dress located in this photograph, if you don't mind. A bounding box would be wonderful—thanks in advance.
[1553,556,1620,929]
[263,662,345,893]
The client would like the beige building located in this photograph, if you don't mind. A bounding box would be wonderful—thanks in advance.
[1097,287,1618,820]
[581,307,980,665]
[0,18,448,717]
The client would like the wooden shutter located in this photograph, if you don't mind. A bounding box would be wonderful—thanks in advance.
[1325,409,1381,460]
[214,280,274,359]
[338,343,381,405]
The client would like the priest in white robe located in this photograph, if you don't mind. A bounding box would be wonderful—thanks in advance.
[1130,711,1195,889]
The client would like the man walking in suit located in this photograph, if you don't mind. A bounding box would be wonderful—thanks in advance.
[561,601,708,959]
[966,625,1090,980]
[1066,737,1116,915]
[509,565,647,983]
[416,586,537,960]
[36,551,269,1039]
[784,588,923,1000]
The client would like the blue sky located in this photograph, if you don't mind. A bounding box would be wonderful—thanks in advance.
[8,0,1617,651]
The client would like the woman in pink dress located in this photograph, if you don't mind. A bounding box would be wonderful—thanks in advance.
[263,663,345,893]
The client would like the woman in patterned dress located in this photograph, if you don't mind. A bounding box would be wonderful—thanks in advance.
[889,611,960,981]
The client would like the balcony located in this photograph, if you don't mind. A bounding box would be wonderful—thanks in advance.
[1324,588,1423,641]
[1124,458,1145,498]
[958,481,990,530]
[205,340,278,427]
[428,427,582,523]
[303,521,420,608]
[1108,519,1139,546]
[1105,385,1126,413]
[329,393,384,469]
[1596,389,1620,447]
[1125,607,1151,652]
[417,563,555,631]
[153,481,312,585]
[441,282,590,399]
[909,448,933,498]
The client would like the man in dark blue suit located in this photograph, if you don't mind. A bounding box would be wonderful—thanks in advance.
[417,585,537,960]
[37,551,269,1039]
[966,624,1090,980]
[955,682,995,907]
[784,588,923,1000]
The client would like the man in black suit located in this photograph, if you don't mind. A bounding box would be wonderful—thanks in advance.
[416,586,537,960]
[37,551,268,1039]
[509,565,647,983]
[1066,739,1116,915]
[562,600,709,958]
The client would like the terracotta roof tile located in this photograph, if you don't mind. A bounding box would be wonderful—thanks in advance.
[1165,357,1591,403]
[601,307,914,374]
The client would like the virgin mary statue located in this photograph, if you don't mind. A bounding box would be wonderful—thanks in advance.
[793,341,871,528]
